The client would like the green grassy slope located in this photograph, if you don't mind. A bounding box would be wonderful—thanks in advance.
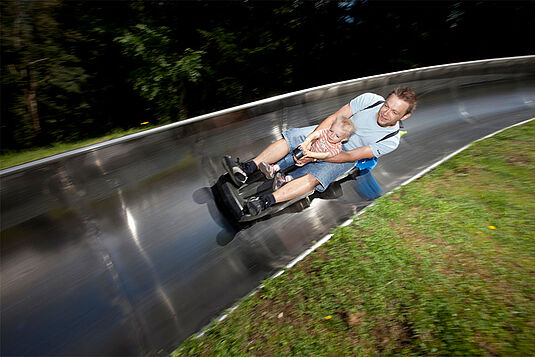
[175,120,535,356]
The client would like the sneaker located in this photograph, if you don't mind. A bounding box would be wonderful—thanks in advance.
[222,155,247,186]
[258,161,275,179]
[272,172,288,191]
[246,196,267,216]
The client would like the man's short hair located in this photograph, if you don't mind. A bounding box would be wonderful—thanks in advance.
[387,87,418,114]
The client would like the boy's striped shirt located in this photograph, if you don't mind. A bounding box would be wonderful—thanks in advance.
[311,129,342,157]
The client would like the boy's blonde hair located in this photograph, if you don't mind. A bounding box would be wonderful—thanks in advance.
[333,116,355,139]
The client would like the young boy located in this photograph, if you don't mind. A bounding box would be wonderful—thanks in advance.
[258,116,355,190]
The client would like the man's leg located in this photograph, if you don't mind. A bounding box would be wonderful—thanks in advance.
[253,126,316,167]
[247,173,318,215]
[272,173,318,203]
[253,138,290,166]
[223,126,314,187]
[223,138,290,186]
[247,158,356,215]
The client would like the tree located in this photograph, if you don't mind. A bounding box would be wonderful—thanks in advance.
[1,0,89,149]
[115,24,204,123]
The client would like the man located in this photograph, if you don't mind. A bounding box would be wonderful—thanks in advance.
[223,87,418,215]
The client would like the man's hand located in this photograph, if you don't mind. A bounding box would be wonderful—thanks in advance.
[324,146,375,163]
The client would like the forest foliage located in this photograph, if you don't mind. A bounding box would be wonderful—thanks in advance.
[1,0,533,151]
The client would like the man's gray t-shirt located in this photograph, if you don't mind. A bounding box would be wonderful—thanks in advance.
[344,92,400,158]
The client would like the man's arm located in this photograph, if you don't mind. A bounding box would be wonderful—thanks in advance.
[324,145,375,163]
[296,103,353,161]
[315,103,353,132]
[303,149,330,160]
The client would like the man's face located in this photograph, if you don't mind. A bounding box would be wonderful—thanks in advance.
[376,94,411,127]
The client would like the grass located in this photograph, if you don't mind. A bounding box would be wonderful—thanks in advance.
[0,125,156,170]
[174,120,535,356]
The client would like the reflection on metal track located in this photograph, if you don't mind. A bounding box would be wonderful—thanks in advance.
[1,56,534,355]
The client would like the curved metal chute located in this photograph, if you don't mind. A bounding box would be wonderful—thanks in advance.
[1,56,534,355]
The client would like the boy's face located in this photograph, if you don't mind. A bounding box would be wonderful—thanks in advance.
[327,122,348,143]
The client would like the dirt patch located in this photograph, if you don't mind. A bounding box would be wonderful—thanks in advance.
[505,154,531,165]
[299,247,330,274]
[474,334,501,357]
[371,316,413,351]
[339,309,366,328]
[390,190,407,202]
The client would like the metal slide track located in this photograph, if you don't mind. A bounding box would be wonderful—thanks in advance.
[1,56,534,355]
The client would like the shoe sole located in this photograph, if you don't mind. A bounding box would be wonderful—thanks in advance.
[222,156,246,187]
[246,200,261,216]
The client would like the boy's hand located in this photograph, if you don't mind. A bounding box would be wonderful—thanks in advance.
[294,157,314,166]
[299,138,312,151]
[294,149,317,166]
[302,149,314,158]
[294,150,314,166]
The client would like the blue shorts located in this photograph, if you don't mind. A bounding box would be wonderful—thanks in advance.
[282,126,356,192]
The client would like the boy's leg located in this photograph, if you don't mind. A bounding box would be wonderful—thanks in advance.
[258,149,294,179]
[260,151,298,180]
[276,153,296,172]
